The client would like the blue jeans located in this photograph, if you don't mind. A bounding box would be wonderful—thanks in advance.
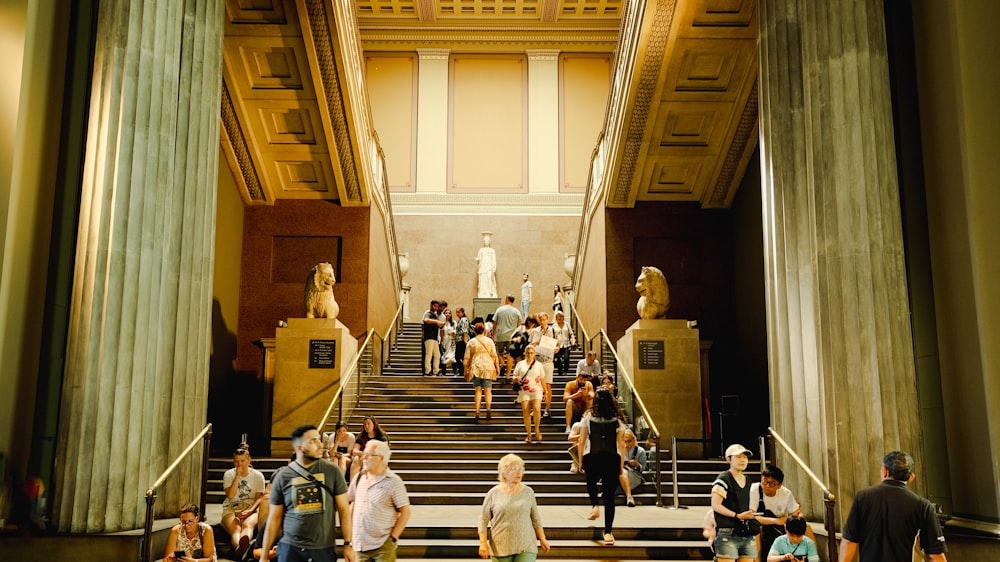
[713,528,757,559]
[493,553,537,562]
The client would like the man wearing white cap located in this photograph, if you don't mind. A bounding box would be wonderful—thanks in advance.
[710,444,760,562]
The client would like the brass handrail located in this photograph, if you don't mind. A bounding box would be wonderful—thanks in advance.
[376,298,407,367]
[563,298,665,507]
[598,328,661,439]
[315,328,377,430]
[316,297,406,431]
[142,422,213,562]
[768,426,838,562]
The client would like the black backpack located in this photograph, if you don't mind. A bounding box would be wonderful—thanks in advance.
[589,417,619,455]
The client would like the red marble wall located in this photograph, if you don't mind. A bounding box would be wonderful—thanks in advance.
[236,199,371,374]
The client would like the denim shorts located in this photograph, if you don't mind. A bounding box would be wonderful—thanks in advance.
[473,376,493,389]
[713,528,757,559]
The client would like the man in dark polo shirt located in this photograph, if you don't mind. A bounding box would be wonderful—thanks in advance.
[839,450,947,562]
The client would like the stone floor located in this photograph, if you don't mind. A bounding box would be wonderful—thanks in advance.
[200,502,711,561]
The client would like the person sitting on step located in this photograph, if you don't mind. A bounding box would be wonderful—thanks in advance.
[351,415,390,480]
[617,429,647,507]
[220,445,266,559]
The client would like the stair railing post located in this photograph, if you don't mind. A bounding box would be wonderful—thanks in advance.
[759,435,767,471]
[666,435,687,510]
[652,434,663,507]
[199,424,213,519]
[825,496,838,562]
[142,490,156,562]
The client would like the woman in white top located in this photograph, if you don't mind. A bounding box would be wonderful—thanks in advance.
[164,503,217,562]
[324,421,356,475]
[220,447,266,558]
[441,309,457,371]
[551,310,575,377]
[513,345,547,443]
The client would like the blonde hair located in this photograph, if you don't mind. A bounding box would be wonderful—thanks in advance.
[622,429,637,445]
[497,453,525,482]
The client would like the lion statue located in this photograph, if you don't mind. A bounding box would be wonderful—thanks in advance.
[304,262,340,320]
[636,265,670,319]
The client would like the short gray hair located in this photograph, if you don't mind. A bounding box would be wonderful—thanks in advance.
[497,454,525,482]
[366,439,392,463]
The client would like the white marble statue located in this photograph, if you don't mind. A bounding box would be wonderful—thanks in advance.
[636,265,670,319]
[305,262,340,320]
[476,233,498,298]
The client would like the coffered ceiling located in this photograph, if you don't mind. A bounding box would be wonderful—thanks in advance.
[219,0,757,209]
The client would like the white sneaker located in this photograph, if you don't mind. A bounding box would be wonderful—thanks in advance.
[603,533,615,545]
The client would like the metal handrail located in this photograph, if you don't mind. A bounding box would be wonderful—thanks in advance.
[568,309,664,507]
[315,328,376,429]
[597,329,661,440]
[594,328,664,507]
[768,426,838,562]
[142,423,213,562]
[376,298,407,368]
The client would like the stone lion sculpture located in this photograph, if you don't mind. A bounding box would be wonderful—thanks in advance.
[636,265,670,319]
[304,262,340,320]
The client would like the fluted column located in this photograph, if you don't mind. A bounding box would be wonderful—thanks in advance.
[758,0,923,517]
[53,0,224,532]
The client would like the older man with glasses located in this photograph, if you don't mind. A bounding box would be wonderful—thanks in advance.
[348,440,411,562]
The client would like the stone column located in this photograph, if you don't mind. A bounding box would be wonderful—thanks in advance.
[758,0,923,517]
[415,48,450,193]
[526,49,560,193]
[53,0,224,532]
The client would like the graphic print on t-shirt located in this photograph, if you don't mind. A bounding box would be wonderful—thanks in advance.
[291,474,326,514]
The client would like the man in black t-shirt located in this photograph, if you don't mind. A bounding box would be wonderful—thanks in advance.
[839,450,947,562]
[421,300,444,376]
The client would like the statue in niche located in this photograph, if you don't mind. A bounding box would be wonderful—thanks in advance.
[476,232,498,298]
[635,266,670,319]
[305,262,340,320]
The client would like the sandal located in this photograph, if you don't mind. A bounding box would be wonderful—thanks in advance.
[535,432,543,442]
[524,435,533,444]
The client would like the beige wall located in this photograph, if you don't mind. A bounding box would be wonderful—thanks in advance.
[367,196,402,338]
[394,214,578,320]
[0,0,65,475]
[570,203,608,343]
[213,148,244,342]
[367,51,609,214]
[913,0,1000,522]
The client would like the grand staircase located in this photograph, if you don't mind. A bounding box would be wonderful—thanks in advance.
[209,323,735,560]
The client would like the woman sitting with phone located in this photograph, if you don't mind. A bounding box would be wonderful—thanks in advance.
[164,503,217,562]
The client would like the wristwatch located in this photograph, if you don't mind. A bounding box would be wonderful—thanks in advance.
[343,541,351,547]
[389,536,398,543]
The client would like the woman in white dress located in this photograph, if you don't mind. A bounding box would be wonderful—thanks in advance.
[512,345,547,443]
[441,309,457,372]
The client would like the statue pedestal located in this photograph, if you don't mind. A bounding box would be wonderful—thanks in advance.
[473,297,501,321]
[617,319,702,456]
[271,318,358,456]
